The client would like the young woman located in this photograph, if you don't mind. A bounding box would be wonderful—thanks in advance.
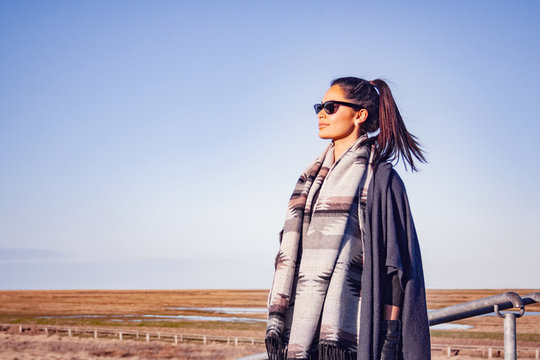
[266,77,430,360]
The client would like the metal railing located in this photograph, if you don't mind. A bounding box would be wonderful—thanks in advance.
[429,292,539,360]
[238,291,540,360]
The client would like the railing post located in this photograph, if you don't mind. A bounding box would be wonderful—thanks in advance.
[503,312,517,360]
[494,304,523,360]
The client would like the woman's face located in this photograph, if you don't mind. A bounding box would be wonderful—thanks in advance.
[317,85,365,143]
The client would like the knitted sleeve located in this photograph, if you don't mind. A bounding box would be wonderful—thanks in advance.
[383,270,404,307]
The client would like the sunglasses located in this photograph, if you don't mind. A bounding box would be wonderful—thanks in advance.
[314,100,363,115]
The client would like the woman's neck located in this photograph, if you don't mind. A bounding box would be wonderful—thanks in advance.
[333,136,361,163]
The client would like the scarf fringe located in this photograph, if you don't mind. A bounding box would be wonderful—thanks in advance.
[265,331,287,360]
[318,342,356,360]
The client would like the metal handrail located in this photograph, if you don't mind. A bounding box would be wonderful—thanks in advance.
[428,291,540,360]
[239,292,540,360]
[428,291,524,326]
[523,292,540,305]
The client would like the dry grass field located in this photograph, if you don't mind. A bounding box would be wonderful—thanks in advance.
[0,289,538,359]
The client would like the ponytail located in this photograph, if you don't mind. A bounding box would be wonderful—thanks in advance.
[370,79,426,171]
[330,77,426,171]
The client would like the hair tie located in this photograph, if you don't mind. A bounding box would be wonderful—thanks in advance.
[369,80,380,95]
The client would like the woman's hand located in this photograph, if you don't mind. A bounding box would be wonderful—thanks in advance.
[378,319,401,360]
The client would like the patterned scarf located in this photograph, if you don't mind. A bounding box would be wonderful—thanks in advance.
[266,135,375,360]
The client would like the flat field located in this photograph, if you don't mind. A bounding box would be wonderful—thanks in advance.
[0,289,538,359]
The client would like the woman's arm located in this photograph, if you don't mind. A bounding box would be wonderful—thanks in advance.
[384,305,401,320]
[380,272,403,359]
[383,271,403,320]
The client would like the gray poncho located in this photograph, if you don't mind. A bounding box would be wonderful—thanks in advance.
[359,162,430,359]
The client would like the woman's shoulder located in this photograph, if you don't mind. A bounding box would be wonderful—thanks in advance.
[368,162,410,208]
[372,162,406,192]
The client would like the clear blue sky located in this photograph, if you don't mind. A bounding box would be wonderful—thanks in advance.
[1,0,539,290]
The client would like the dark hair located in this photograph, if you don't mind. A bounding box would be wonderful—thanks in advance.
[330,77,426,171]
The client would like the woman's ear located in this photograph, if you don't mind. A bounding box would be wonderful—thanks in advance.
[355,109,369,127]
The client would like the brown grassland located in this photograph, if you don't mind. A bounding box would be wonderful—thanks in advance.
[0,289,538,359]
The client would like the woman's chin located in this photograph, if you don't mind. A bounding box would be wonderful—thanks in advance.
[318,131,332,139]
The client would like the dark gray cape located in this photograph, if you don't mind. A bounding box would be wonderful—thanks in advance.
[359,162,431,360]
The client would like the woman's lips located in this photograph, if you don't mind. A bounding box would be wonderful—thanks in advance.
[319,124,329,129]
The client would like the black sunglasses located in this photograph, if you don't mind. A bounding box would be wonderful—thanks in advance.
[314,100,363,115]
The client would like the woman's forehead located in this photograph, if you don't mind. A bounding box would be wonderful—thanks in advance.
[322,85,346,102]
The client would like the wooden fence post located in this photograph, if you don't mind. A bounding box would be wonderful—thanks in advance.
[2,325,272,350]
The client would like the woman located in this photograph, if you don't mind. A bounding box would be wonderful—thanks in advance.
[266,77,430,360]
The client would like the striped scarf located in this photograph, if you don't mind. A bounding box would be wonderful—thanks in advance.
[266,135,375,360]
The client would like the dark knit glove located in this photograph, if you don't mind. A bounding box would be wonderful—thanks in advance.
[378,319,401,360]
